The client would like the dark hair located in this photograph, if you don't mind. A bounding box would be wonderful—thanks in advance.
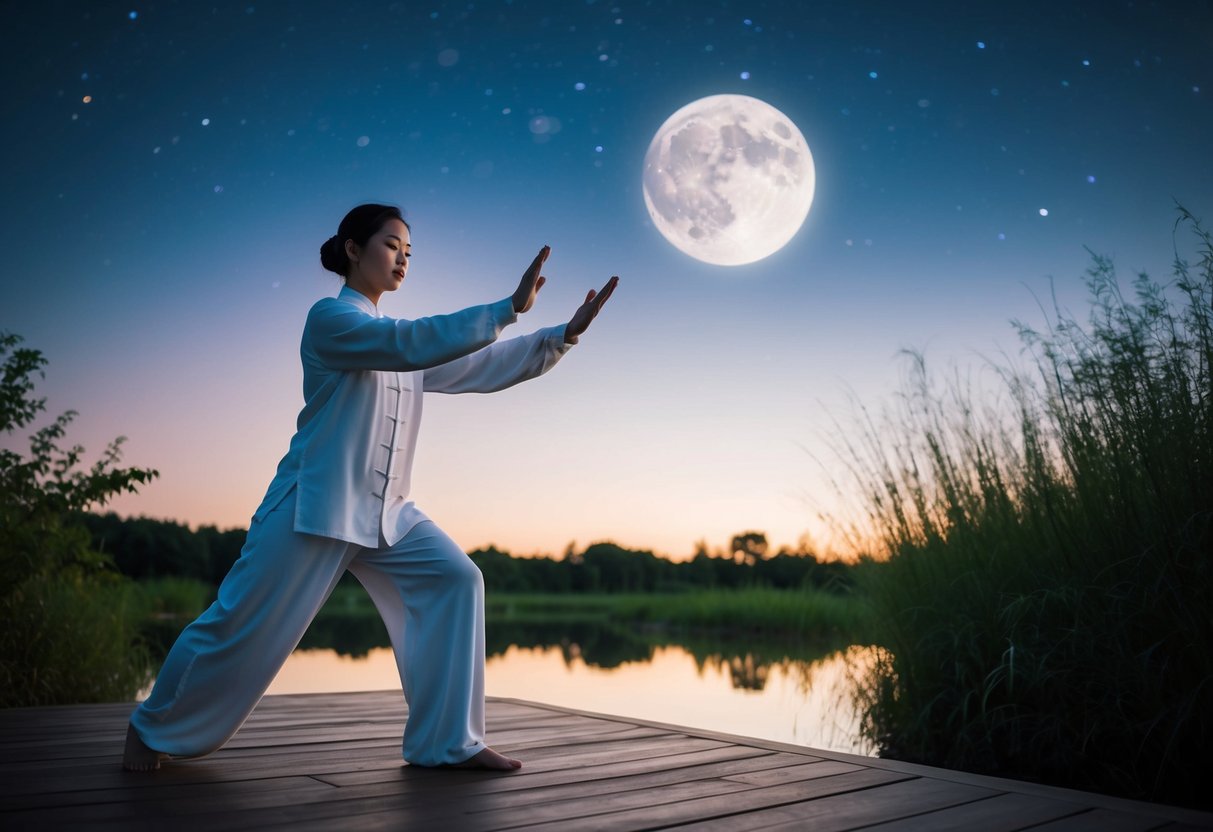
[320,203,409,277]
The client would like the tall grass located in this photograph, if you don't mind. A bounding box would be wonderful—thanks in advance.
[835,209,1212,808]
[0,573,151,707]
[132,576,215,619]
[486,588,865,636]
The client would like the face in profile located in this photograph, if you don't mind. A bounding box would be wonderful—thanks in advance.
[347,218,411,300]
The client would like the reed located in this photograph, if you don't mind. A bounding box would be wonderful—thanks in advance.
[0,574,150,707]
[835,209,1212,807]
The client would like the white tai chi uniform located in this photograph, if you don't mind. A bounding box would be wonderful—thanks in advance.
[129,285,571,765]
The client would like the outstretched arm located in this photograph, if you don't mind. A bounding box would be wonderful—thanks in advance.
[306,245,555,373]
[308,297,517,372]
[424,268,619,393]
[422,326,570,394]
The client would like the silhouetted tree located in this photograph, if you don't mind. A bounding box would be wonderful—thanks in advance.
[581,541,666,592]
[730,530,769,566]
[84,513,243,584]
[469,545,527,593]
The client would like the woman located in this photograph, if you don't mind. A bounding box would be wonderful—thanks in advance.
[123,203,617,772]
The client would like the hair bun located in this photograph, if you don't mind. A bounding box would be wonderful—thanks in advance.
[319,234,348,275]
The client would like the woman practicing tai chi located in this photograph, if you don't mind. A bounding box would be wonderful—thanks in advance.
[123,203,618,772]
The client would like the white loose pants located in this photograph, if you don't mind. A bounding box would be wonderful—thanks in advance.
[128,493,487,766]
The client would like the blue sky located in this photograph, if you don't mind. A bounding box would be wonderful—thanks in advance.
[2,0,1210,557]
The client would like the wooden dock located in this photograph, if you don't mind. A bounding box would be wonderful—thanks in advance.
[2,691,1210,830]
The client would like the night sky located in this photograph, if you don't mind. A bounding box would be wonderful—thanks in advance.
[3,0,1210,558]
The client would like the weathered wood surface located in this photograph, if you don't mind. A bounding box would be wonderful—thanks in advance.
[1,691,1210,831]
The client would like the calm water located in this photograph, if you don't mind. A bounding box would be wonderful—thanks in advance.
[259,639,878,756]
[138,610,878,756]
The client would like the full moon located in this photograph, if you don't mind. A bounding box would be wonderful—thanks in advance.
[642,95,815,266]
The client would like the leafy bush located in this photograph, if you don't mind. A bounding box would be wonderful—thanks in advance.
[0,332,159,706]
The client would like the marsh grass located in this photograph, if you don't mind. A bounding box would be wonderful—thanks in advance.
[316,583,863,637]
[486,587,864,636]
[0,573,150,707]
[133,576,215,619]
[837,209,1212,807]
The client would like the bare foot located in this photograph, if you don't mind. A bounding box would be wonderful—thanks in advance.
[122,724,169,771]
[450,746,522,771]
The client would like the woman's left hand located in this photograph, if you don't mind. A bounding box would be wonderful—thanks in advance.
[564,276,619,344]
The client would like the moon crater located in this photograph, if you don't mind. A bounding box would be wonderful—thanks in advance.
[643,95,815,266]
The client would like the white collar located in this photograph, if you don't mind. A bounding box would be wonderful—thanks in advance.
[337,284,380,318]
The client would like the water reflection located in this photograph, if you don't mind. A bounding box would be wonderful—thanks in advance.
[292,608,854,693]
[488,620,657,669]
[263,613,877,756]
[260,641,876,756]
[140,605,875,755]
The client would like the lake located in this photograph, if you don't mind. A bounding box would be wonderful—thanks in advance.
[137,601,877,757]
[258,635,878,757]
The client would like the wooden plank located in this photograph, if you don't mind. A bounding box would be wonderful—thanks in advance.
[853,792,1091,831]
[509,768,917,831]
[1,774,335,812]
[1,729,399,767]
[660,776,996,832]
[0,740,403,795]
[312,744,774,788]
[496,734,730,766]
[446,758,858,813]
[220,801,492,832]
[722,761,864,787]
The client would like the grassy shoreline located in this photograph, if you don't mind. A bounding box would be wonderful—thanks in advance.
[315,582,866,640]
[485,588,865,637]
[130,578,868,650]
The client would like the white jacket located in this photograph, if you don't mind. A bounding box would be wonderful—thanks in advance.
[252,285,571,547]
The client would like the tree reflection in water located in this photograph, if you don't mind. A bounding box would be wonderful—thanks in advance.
[147,600,854,695]
[291,605,853,695]
[136,608,875,754]
[487,620,656,669]
[725,654,768,690]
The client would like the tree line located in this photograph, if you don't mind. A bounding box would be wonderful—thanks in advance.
[80,512,855,595]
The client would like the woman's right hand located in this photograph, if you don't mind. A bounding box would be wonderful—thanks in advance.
[512,245,549,314]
